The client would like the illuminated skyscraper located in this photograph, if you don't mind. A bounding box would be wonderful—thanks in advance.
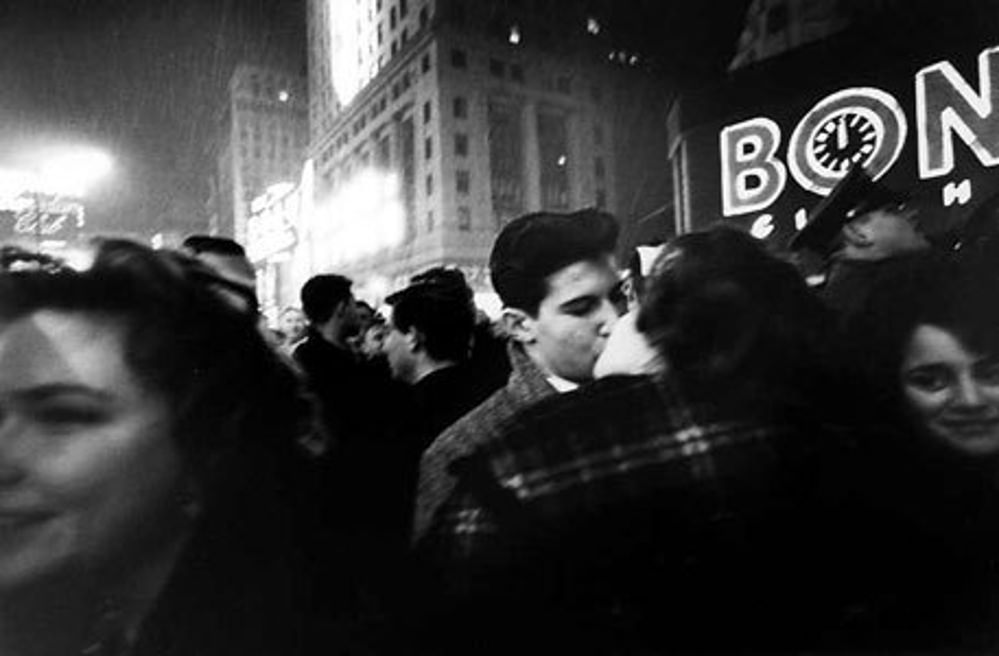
[306,0,665,297]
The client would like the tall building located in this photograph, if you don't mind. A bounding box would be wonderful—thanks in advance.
[215,63,309,242]
[305,0,667,296]
[728,0,900,70]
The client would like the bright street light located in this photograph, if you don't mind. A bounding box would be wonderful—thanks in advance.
[35,147,113,198]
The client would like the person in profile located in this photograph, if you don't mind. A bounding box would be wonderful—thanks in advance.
[790,165,931,323]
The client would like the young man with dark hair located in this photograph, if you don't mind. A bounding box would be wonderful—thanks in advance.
[380,274,496,544]
[412,208,623,542]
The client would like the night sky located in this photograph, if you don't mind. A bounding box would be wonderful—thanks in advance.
[0,0,747,240]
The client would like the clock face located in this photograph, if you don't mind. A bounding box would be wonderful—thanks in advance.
[810,111,879,175]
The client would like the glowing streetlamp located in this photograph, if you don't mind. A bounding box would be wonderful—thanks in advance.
[34,148,114,198]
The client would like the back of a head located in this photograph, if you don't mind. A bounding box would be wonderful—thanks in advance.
[387,275,475,363]
[489,209,619,314]
[182,235,246,257]
[181,235,258,312]
[300,274,353,325]
[638,228,837,410]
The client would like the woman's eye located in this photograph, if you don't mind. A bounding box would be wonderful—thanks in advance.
[904,367,952,393]
[32,405,106,427]
[974,359,999,386]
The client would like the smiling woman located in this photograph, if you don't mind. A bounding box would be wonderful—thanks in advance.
[0,241,339,655]
[843,252,999,648]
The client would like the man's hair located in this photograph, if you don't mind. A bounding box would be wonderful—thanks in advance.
[181,235,258,312]
[489,209,619,315]
[386,272,475,364]
[182,235,247,257]
[300,274,353,325]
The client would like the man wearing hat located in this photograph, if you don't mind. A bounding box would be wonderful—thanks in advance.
[411,208,623,544]
[791,165,930,321]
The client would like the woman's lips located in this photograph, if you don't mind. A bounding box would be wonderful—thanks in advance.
[940,417,999,437]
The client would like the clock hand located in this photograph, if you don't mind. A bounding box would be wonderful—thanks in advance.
[837,117,848,150]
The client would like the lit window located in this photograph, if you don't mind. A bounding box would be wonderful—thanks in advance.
[556,154,567,167]
[587,17,600,35]
[278,90,290,102]
[509,25,521,44]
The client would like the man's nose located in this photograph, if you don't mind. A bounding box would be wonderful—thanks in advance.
[597,299,621,335]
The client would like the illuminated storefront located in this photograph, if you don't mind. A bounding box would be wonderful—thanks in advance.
[669,26,999,248]
[246,182,300,321]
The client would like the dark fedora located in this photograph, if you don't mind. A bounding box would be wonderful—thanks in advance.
[790,165,908,253]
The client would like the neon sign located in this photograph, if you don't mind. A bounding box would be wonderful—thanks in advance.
[719,44,999,220]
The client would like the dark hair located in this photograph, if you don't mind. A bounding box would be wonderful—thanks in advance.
[0,239,305,505]
[489,209,619,315]
[300,274,353,324]
[638,228,838,413]
[182,235,247,257]
[387,276,475,363]
[847,253,999,411]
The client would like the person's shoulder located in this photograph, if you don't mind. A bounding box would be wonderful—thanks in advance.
[429,383,513,450]
[499,374,659,443]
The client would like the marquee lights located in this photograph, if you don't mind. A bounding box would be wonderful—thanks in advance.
[719,44,999,219]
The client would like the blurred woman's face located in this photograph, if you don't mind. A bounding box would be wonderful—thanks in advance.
[0,311,191,590]
[901,324,999,456]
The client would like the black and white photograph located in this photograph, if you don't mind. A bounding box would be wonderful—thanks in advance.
[2,1,999,653]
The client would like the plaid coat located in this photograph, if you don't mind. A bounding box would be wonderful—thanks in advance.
[412,343,555,543]
[416,373,852,653]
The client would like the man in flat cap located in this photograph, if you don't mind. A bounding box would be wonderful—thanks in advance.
[791,165,930,321]
[412,208,623,544]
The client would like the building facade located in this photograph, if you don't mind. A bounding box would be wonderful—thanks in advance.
[216,64,309,243]
[728,0,901,70]
[306,0,665,297]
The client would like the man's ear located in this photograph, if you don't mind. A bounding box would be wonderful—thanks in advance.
[404,327,425,353]
[501,308,536,345]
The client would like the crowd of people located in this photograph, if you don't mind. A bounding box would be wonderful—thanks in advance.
[0,164,998,654]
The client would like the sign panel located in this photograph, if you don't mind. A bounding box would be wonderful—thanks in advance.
[672,38,999,248]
